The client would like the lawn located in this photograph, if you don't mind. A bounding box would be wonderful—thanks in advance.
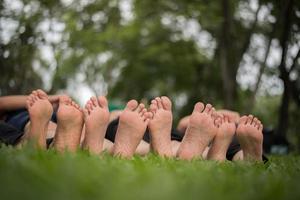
[0,146,300,200]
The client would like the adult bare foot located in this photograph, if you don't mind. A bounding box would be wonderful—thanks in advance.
[53,96,84,153]
[23,89,53,149]
[207,115,236,161]
[82,96,110,154]
[177,102,218,160]
[148,96,173,157]
[112,100,150,158]
[236,115,263,161]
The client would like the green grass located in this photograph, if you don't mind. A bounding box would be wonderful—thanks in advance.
[0,146,300,200]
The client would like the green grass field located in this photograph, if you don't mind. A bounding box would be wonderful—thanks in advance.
[0,146,300,200]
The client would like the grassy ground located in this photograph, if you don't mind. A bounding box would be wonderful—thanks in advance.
[0,146,300,200]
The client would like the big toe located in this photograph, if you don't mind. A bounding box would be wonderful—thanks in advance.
[203,103,212,114]
[125,99,138,111]
[59,95,71,105]
[161,96,172,111]
[98,96,108,109]
[37,89,48,99]
[193,102,205,113]
[239,116,248,125]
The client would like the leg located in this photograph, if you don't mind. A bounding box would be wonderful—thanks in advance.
[102,139,114,153]
[177,102,218,160]
[236,115,263,161]
[148,96,173,157]
[207,115,236,161]
[82,96,110,154]
[53,96,84,153]
[135,140,150,156]
[112,100,150,158]
[21,89,53,149]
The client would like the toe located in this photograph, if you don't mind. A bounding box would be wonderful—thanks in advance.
[91,97,98,107]
[203,103,212,114]
[135,103,145,113]
[214,116,222,128]
[156,97,163,109]
[87,103,93,112]
[238,116,248,125]
[209,107,215,116]
[59,95,71,105]
[32,90,38,97]
[253,117,259,128]
[259,123,263,132]
[193,102,205,113]
[29,94,35,103]
[161,96,172,111]
[98,96,108,109]
[248,115,254,125]
[125,100,138,111]
[225,115,230,123]
[146,112,154,120]
[83,108,89,117]
[141,112,150,122]
[150,102,158,114]
[140,108,147,117]
[37,89,48,99]
[85,101,91,110]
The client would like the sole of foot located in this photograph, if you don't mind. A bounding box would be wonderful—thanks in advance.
[112,100,150,158]
[22,89,53,149]
[236,115,263,162]
[148,96,173,157]
[207,115,236,161]
[53,96,84,153]
[83,96,110,154]
[177,102,218,160]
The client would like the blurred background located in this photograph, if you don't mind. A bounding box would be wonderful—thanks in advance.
[0,0,299,154]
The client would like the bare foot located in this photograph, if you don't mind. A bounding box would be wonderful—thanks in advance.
[23,89,53,149]
[112,100,150,158]
[207,115,236,161]
[53,96,84,153]
[83,96,110,154]
[148,96,173,157]
[236,115,263,161]
[177,102,218,160]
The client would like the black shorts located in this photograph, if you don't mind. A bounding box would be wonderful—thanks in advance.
[0,121,23,145]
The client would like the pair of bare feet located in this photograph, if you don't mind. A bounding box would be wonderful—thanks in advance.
[24,89,84,152]
[177,102,264,162]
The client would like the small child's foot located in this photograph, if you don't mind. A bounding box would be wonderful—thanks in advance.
[83,96,110,154]
[207,115,236,161]
[236,115,263,161]
[54,96,84,153]
[148,96,173,157]
[177,102,218,160]
[23,89,53,148]
[112,100,150,158]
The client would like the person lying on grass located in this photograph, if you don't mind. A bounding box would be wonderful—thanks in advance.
[0,89,267,162]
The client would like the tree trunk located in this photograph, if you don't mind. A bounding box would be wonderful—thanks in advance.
[220,0,235,109]
[276,0,293,144]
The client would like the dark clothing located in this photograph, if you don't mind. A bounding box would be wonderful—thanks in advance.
[105,118,182,143]
[0,122,23,145]
[4,109,57,132]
